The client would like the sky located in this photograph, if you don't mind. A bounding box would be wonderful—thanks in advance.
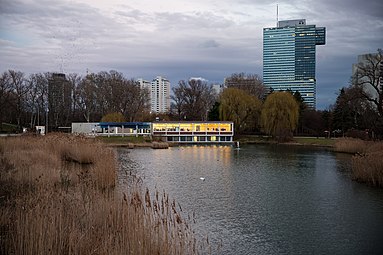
[0,0,382,109]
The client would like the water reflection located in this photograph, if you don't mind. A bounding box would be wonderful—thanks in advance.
[119,144,383,254]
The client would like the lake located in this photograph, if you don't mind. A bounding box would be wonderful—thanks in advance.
[118,144,383,254]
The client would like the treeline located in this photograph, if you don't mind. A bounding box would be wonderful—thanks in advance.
[172,73,323,141]
[0,70,150,131]
[1,49,382,140]
[331,50,383,139]
[171,51,382,140]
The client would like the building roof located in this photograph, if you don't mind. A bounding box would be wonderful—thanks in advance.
[98,122,151,129]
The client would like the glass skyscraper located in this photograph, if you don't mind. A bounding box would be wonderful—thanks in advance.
[263,19,326,108]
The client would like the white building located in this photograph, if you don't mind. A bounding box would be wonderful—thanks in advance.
[151,76,170,113]
[137,78,152,109]
[212,84,224,95]
[137,78,151,91]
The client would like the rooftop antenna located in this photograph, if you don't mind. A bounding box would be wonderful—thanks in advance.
[276,4,279,27]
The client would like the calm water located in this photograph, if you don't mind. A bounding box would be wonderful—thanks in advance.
[118,144,383,254]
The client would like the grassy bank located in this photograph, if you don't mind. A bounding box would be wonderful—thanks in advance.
[95,135,170,149]
[96,135,150,144]
[236,135,336,147]
[0,134,204,254]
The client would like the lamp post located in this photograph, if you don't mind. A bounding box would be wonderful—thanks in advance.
[45,109,48,135]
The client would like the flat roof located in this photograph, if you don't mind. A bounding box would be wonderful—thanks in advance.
[152,121,233,124]
[98,122,151,129]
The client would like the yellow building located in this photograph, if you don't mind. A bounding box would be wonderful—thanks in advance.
[152,121,234,143]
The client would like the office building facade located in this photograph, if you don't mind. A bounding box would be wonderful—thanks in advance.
[263,19,325,108]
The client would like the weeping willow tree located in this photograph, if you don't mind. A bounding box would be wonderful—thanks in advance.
[219,87,262,134]
[261,91,299,141]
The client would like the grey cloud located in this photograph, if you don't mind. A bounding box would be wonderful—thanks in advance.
[199,39,220,48]
[115,9,148,18]
[154,11,234,31]
[1,0,382,109]
[316,0,383,19]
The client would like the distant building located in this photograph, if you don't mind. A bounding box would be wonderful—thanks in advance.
[151,76,170,113]
[71,121,234,143]
[263,19,326,108]
[212,84,224,95]
[137,78,151,91]
[48,73,71,129]
[152,121,233,143]
[137,78,152,109]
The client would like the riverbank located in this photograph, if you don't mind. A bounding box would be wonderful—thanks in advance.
[0,134,201,254]
[236,135,336,147]
[237,135,383,188]
[95,136,170,149]
[334,138,383,187]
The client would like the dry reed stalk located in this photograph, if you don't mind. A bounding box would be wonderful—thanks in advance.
[333,138,368,154]
[0,134,206,254]
[352,151,383,187]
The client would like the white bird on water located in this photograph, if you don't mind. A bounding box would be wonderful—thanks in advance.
[200,177,205,181]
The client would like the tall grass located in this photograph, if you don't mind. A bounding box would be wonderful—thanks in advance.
[334,138,383,187]
[352,151,383,187]
[333,138,368,154]
[0,134,206,254]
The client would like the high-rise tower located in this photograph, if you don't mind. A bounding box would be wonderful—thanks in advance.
[151,76,170,113]
[263,19,326,108]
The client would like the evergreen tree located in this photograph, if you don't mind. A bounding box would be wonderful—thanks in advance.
[208,102,220,121]
[332,88,354,135]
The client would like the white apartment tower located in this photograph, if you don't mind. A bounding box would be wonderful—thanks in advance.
[151,76,170,113]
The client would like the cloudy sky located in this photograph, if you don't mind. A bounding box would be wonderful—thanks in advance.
[1,0,382,109]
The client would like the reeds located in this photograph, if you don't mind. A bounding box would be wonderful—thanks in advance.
[333,138,368,154]
[352,151,383,187]
[334,138,383,187]
[0,134,204,254]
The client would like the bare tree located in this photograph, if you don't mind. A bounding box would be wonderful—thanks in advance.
[67,73,82,121]
[352,49,383,116]
[224,72,266,99]
[0,71,12,125]
[76,74,98,122]
[25,74,40,128]
[8,70,28,127]
[123,80,150,122]
[76,71,150,122]
[171,79,216,121]
[171,81,187,120]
